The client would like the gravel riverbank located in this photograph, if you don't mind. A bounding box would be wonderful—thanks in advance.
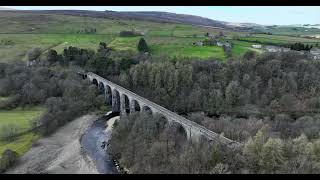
[6,114,99,174]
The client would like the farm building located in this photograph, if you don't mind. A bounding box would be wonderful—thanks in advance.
[208,34,216,38]
[252,44,262,49]
[282,48,290,52]
[310,47,320,55]
[192,41,204,46]
[216,41,231,47]
[310,47,320,60]
[265,45,290,53]
[203,38,217,46]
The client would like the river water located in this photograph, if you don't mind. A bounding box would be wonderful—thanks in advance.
[80,115,119,174]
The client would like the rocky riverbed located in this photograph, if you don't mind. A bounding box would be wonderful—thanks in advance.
[80,115,120,174]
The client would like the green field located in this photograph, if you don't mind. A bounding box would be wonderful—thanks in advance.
[108,36,141,52]
[0,133,39,156]
[0,32,229,62]
[0,34,114,62]
[231,40,264,56]
[1,10,320,63]
[150,44,227,60]
[261,26,320,36]
[0,106,45,155]
[239,34,320,46]
[0,11,242,63]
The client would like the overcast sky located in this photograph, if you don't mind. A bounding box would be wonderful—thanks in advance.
[2,6,320,25]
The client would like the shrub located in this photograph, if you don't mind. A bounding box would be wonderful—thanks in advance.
[0,149,19,173]
[306,97,320,109]
[279,94,298,111]
[243,51,256,60]
[292,116,320,139]
[100,105,111,113]
[27,48,42,61]
[46,49,59,64]
[188,112,204,124]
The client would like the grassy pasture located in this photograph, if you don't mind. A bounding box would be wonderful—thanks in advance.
[1,10,320,63]
[265,26,320,36]
[150,44,226,60]
[240,34,320,46]
[254,34,320,42]
[0,11,243,62]
[0,34,114,62]
[108,36,141,52]
[231,40,264,56]
[0,133,40,156]
[0,11,233,36]
[148,30,174,37]
[49,34,114,53]
[0,106,45,155]
[0,106,44,132]
[146,36,203,45]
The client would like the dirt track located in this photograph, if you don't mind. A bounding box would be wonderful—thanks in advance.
[6,114,99,174]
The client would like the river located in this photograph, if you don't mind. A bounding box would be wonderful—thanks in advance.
[80,112,120,174]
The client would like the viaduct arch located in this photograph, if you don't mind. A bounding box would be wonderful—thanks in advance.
[84,72,242,149]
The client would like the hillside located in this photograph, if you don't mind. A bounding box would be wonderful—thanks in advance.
[0,10,239,62]
[16,10,229,29]
[0,10,320,63]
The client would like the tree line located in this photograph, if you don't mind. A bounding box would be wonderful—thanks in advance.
[109,113,320,174]
[32,43,320,142]
[289,42,313,51]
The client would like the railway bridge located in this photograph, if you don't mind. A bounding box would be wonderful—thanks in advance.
[82,72,242,149]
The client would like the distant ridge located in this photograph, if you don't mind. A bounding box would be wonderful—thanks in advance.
[0,9,263,30]
[12,10,234,29]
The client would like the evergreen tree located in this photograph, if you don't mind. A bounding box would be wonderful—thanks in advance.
[46,49,58,64]
[305,44,309,51]
[137,38,149,53]
[260,138,285,173]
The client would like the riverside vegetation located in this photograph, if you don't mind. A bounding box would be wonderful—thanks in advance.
[0,61,107,172]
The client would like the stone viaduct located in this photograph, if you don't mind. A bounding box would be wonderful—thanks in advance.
[82,72,242,149]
